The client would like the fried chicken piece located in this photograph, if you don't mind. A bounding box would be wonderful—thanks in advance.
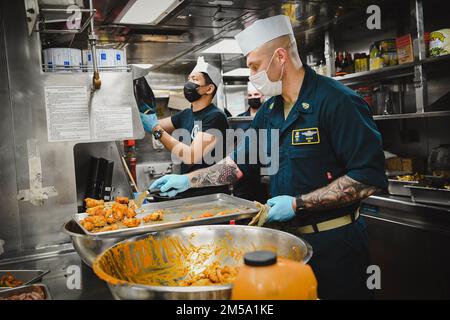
[86,205,105,216]
[85,215,107,228]
[112,203,127,220]
[180,215,192,221]
[122,217,141,228]
[85,198,104,208]
[80,220,95,231]
[199,212,214,218]
[105,208,118,224]
[93,224,119,233]
[143,210,164,223]
[126,207,137,219]
[179,262,238,286]
[128,200,138,211]
[115,196,129,205]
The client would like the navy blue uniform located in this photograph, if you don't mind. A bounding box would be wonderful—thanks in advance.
[231,66,387,299]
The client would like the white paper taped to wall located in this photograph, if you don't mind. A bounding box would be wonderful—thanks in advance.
[44,86,91,142]
[17,139,58,206]
[92,106,133,140]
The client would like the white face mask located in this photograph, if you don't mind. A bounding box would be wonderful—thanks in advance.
[249,49,285,97]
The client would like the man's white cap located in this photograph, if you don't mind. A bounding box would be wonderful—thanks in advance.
[191,56,222,88]
[247,81,259,94]
[235,15,294,56]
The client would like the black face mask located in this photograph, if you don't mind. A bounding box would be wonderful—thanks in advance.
[248,98,262,109]
[183,81,202,103]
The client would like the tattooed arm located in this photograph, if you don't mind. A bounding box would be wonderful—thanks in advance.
[296,175,380,211]
[187,156,244,188]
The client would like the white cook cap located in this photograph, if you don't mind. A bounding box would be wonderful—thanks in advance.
[235,15,294,56]
[191,56,222,88]
[247,81,259,94]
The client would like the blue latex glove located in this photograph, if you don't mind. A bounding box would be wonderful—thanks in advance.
[139,112,158,133]
[149,174,191,197]
[266,195,296,222]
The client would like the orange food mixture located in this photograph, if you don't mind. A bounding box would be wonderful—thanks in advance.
[93,235,244,287]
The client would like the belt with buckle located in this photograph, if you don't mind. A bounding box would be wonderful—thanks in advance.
[295,209,360,234]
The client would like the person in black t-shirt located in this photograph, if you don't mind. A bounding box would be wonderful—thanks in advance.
[139,57,229,196]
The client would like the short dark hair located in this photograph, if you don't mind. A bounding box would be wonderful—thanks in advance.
[200,72,217,97]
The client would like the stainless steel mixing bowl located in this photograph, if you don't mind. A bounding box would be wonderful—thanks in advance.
[62,220,125,268]
[93,225,313,300]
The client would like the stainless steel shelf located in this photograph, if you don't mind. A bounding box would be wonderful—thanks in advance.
[332,54,450,85]
[373,110,450,121]
[421,54,450,66]
[332,62,415,84]
[363,194,450,214]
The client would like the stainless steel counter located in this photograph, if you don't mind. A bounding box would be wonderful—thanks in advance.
[361,193,450,299]
[0,248,113,300]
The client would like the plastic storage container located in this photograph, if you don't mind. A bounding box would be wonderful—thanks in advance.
[43,48,82,72]
[82,48,127,70]
[231,251,318,300]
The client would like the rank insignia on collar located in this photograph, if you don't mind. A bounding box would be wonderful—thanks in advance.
[301,102,310,110]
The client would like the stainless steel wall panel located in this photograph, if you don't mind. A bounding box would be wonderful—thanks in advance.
[0,1,145,258]
[0,1,21,258]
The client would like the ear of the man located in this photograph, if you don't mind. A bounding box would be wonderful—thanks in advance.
[208,84,216,95]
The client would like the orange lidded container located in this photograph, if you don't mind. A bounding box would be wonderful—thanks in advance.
[231,251,318,300]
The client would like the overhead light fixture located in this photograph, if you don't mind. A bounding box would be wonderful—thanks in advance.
[117,0,184,25]
[222,68,250,77]
[201,39,242,54]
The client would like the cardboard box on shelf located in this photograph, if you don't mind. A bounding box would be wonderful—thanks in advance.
[386,157,425,173]
[396,34,414,64]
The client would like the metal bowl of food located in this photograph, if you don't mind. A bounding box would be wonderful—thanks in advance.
[93,225,312,300]
[62,220,125,268]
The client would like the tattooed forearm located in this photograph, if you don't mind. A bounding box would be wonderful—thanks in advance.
[300,175,379,211]
[187,156,243,188]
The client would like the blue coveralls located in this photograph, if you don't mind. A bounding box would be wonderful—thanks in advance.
[231,65,388,299]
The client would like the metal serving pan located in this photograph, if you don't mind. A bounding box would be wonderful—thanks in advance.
[0,284,52,300]
[388,179,419,196]
[73,193,260,239]
[405,185,450,207]
[0,270,50,291]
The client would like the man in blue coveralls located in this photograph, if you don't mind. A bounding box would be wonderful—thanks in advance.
[150,15,388,299]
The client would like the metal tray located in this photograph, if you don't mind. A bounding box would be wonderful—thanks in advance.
[0,284,52,300]
[73,193,260,239]
[405,185,450,207]
[388,179,419,196]
[0,270,50,291]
